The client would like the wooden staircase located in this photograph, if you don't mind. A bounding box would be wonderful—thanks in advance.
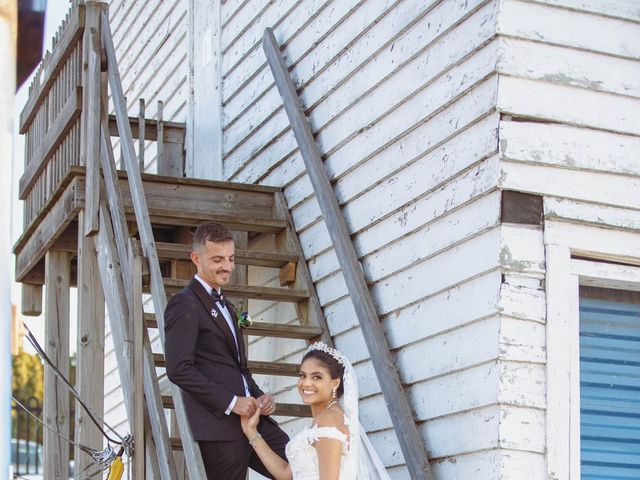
[13,3,332,478]
[136,184,327,474]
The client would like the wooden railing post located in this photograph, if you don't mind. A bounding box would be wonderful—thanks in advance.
[81,1,106,236]
[263,27,433,480]
[74,211,105,474]
[43,251,71,480]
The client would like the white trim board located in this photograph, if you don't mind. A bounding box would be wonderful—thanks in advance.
[544,219,640,480]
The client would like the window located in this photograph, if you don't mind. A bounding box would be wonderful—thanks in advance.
[579,288,640,479]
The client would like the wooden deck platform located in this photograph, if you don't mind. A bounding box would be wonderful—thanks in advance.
[13,166,283,285]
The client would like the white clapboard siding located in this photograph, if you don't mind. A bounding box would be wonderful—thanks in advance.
[225,37,498,181]
[497,0,640,59]
[533,0,640,22]
[498,38,640,99]
[498,77,640,136]
[500,160,640,210]
[224,0,494,153]
[545,197,640,231]
[495,3,640,475]
[500,122,640,176]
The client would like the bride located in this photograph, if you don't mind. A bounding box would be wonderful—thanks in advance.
[241,342,391,480]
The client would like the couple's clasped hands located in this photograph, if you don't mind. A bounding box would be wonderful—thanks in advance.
[232,392,276,418]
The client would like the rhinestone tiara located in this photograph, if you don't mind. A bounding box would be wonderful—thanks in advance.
[306,342,346,366]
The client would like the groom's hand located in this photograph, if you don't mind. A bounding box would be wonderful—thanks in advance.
[257,393,276,416]
[232,396,259,416]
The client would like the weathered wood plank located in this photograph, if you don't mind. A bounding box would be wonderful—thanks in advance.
[542,244,576,480]
[500,160,640,210]
[497,37,640,99]
[546,220,640,265]
[19,4,84,133]
[131,248,145,480]
[545,197,640,231]
[187,0,222,180]
[263,27,432,479]
[571,258,640,292]
[15,176,84,282]
[107,114,186,143]
[532,0,640,22]
[500,121,640,176]
[161,279,309,302]
[21,283,43,316]
[498,76,640,136]
[43,251,71,480]
[154,241,298,267]
[74,212,105,475]
[19,87,82,200]
[81,1,106,236]
[498,0,640,60]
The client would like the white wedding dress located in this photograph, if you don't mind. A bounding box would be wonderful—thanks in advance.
[283,355,391,480]
[286,422,351,479]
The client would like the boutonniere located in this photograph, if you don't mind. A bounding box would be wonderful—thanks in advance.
[233,302,253,328]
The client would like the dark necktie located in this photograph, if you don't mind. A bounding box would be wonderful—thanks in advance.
[212,289,224,304]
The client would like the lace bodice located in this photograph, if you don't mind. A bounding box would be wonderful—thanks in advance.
[285,424,351,480]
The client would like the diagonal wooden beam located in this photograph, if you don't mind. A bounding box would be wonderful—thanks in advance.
[262,27,433,480]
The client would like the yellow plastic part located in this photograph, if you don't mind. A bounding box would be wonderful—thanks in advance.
[107,456,124,480]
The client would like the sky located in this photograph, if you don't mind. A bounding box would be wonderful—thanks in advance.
[11,0,77,355]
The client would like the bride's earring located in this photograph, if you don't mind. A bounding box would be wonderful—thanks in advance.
[332,388,337,399]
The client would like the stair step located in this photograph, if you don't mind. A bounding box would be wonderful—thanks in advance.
[138,207,288,234]
[161,395,311,417]
[160,279,310,302]
[155,242,298,268]
[146,313,321,340]
[153,354,299,377]
[247,361,300,377]
[243,322,322,340]
[171,437,183,451]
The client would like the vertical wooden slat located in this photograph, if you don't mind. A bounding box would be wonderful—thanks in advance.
[20,283,42,317]
[81,1,104,236]
[74,211,105,474]
[138,98,145,171]
[131,247,145,480]
[156,100,164,174]
[43,251,71,480]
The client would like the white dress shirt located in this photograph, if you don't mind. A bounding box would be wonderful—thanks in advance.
[194,275,250,415]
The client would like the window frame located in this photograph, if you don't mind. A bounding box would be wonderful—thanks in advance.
[544,219,640,480]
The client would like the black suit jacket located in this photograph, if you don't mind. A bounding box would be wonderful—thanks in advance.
[164,278,264,441]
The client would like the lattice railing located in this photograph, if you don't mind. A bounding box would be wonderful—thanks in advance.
[19,1,84,228]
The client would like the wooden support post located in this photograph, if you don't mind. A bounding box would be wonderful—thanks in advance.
[43,251,71,480]
[74,211,105,474]
[21,283,42,316]
[132,246,146,480]
[156,100,164,174]
[138,98,145,171]
[263,28,433,479]
[81,1,106,236]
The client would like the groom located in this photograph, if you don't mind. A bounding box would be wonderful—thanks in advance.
[164,222,289,479]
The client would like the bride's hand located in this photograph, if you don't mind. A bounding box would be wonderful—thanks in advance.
[240,405,262,436]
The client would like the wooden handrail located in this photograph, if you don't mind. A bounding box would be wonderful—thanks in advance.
[263,27,433,480]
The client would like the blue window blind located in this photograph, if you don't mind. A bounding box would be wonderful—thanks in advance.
[580,292,640,480]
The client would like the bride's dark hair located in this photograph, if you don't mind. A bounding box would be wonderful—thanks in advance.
[302,349,345,397]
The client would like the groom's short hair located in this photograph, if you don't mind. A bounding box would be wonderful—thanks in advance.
[193,222,234,250]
